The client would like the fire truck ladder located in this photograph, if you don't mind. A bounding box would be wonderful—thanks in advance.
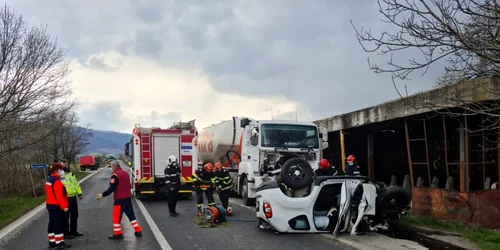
[141,131,152,177]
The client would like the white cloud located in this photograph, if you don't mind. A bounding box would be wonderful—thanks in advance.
[72,50,312,132]
[8,0,447,132]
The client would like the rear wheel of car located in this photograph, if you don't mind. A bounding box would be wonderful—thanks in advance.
[376,186,410,215]
[279,158,313,189]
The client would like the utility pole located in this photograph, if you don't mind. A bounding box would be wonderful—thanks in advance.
[295,107,298,121]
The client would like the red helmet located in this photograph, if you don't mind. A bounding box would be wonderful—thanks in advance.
[214,162,223,171]
[319,159,330,169]
[204,163,214,172]
[347,155,356,162]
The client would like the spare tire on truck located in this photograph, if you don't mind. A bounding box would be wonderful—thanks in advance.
[376,186,410,215]
[279,158,313,189]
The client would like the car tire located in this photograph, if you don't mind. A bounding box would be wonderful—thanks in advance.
[279,158,313,189]
[376,186,410,215]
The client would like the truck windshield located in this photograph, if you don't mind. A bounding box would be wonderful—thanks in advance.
[260,124,319,148]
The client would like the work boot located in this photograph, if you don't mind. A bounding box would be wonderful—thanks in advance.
[108,234,124,240]
[55,243,71,249]
[64,234,74,239]
[71,232,83,237]
[48,242,56,249]
[169,212,177,217]
[134,231,142,237]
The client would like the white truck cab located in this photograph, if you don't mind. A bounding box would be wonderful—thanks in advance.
[195,117,329,206]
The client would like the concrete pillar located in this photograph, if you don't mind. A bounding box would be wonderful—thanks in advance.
[367,134,374,178]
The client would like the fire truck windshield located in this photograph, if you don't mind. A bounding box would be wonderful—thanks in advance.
[260,124,319,149]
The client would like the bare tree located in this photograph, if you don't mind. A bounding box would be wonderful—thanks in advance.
[59,113,92,165]
[350,0,500,131]
[351,0,499,83]
[0,4,73,156]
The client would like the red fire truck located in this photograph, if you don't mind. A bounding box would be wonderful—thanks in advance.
[125,120,197,198]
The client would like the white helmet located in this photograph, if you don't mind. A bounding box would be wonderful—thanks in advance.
[168,155,177,164]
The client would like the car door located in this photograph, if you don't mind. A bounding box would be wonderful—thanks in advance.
[332,181,350,235]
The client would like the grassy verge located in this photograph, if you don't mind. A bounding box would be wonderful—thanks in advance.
[0,169,93,231]
[0,195,47,230]
[73,170,92,181]
[401,215,500,250]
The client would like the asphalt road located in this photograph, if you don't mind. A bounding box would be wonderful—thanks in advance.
[0,166,355,250]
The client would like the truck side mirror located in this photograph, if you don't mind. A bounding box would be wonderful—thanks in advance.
[124,143,130,156]
[240,118,251,128]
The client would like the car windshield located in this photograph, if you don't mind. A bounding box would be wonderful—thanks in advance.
[260,124,319,148]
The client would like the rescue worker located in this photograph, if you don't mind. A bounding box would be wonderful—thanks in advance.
[192,163,216,215]
[164,155,181,217]
[315,159,338,176]
[60,159,83,238]
[95,160,143,240]
[45,163,71,249]
[345,155,361,176]
[214,162,233,215]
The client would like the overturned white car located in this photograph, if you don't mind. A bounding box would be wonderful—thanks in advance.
[255,171,410,236]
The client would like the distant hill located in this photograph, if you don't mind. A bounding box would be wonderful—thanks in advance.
[84,129,131,155]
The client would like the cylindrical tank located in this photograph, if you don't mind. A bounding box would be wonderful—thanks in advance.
[196,117,252,166]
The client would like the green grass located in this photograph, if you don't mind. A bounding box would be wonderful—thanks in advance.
[0,195,47,230]
[401,215,500,250]
[0,168,93,230]
[73,170,91,181]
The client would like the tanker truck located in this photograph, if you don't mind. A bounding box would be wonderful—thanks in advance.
[194,117,329,206]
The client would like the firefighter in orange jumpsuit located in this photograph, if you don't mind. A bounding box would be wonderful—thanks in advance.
[95,160,143,240]
[45,163,71,249]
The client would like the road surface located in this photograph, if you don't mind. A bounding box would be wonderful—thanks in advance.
[0,166,355,250]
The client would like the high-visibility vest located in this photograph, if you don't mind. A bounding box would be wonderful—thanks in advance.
[61,172,82,197]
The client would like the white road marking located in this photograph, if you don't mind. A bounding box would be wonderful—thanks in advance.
[135,198,173,250]
[0,168,103,241]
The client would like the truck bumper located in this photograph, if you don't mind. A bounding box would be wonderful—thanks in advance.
[179,182,193,197]
[134,180,193,198]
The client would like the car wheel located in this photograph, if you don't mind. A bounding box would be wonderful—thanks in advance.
[279,158,313,189]
[242,177,255,206]
[376,186,410,215]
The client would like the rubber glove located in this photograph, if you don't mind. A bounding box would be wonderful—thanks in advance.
[95,193,104,200]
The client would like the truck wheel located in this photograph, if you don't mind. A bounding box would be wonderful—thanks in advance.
[376,186,410,215]
[242,177,255,206]
[280,158,313,189]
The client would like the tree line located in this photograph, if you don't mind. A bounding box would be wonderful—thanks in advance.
[0,4,91,197]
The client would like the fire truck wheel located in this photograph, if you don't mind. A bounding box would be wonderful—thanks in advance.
[279,158,313,190]
[376,186,410,215]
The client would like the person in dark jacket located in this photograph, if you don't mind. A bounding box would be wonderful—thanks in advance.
[214,162,233,215]
[345,155,361,175]
[192,163,216,215]
[164,155,181,217]
[315,159,338,176]
[95,160,143,240]
[45,163,71,249]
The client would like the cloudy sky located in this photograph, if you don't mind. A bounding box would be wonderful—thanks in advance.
[10,0,443,133]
